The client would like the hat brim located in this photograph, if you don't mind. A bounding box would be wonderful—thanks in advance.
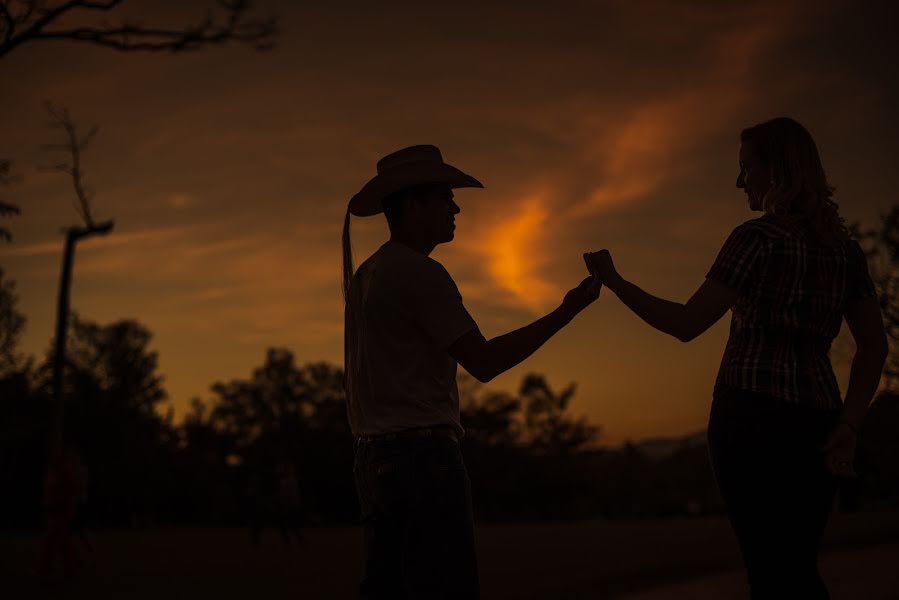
[349,161,483,217]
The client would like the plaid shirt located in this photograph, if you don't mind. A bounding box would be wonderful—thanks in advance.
[707,215,877,409]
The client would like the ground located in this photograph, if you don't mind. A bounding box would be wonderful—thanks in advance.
[3,511,898,599]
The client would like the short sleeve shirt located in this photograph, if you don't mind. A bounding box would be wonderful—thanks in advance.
[707,216,877,408]
[344,241,478,436]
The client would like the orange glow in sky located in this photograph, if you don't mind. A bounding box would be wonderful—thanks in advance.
[482,196,559,313]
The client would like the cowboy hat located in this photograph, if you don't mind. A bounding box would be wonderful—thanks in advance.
[348,145,483,217]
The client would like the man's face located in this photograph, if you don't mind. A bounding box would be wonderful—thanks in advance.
[409,185,461,245]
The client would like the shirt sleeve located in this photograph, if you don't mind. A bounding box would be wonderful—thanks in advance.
[400,259,478,349]
[847,240,877,306]
[706,223,765,292]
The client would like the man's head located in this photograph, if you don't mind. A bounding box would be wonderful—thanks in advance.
[343,145,481,301]
[383,183,460,246]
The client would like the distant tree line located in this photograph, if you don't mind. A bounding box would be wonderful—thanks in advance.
[1,262,897,530]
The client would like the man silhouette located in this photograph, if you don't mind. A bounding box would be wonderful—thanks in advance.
[343,145,599,599]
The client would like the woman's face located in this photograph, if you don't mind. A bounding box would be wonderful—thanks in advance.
[736,141,771,212]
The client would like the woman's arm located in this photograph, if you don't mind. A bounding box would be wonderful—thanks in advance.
[821,295,887,477]
[586,250,737,342]
[841,296,888,429]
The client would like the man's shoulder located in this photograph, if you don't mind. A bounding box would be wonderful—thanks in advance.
[355,242,457,295]
[379,242,454,280]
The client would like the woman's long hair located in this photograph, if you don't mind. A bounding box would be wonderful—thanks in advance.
[741,117,850,244]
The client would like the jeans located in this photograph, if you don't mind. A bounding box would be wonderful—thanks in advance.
[708,385,840,600]
[353,433,480,599]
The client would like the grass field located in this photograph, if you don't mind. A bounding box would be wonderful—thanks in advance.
[3,511,898,599]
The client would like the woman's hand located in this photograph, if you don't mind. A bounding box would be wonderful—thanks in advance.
[583,250,621,289]
[821,422,858,478]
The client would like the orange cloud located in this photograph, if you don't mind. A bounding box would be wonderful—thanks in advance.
[561,11,799,221]
[461,193,561,314]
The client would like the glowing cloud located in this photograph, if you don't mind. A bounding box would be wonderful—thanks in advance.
[563,17,792,221]
[476,195,561,313]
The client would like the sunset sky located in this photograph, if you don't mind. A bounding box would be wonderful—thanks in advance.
[2,0,897,444]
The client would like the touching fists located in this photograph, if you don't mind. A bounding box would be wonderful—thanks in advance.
[583,250,620,287]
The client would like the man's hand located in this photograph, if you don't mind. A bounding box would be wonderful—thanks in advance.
[821,422,858,478]
[561,275,602,320]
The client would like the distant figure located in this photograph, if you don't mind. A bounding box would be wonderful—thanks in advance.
[244,466,265,545]
[276,461,304,548]
[244,461,304,549]
[343,145,599,598]
[586,117,887,599]
[70,455,93,555]
[37,447,82,578]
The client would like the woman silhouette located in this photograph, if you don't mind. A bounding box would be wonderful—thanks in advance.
[586,117,887,599]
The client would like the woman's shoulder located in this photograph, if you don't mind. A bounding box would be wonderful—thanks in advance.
[743,214,798,235]
[737,214,827,242]
[742,215,862,255]
[724,216,782,242]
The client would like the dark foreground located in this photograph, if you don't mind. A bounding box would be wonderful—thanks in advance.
[620,544,899,599]
[3,512,898,599]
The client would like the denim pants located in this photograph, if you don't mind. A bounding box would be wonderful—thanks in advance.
[353,434,480,599]
[708,385,840,600]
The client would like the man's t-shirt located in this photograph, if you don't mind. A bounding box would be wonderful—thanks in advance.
[344,241,478,436]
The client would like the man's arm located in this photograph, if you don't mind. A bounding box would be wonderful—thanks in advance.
[450,276,600,383]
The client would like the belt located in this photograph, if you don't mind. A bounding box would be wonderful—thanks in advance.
[355,425,459,446]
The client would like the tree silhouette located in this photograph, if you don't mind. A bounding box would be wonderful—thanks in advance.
[0,0,275,59]
[520,373,599,456]
[210,348,312,457]
[0,267,33,482]
[0,267,27,377]
[206,350,355,522]
[61,315,168,417]
[36,314,174,524]
[459,374,522,448]
[855,204,899,392]
[42,103,114,459]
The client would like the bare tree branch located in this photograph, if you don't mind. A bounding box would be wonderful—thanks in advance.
[1,1,97,57]
[40,104,115,459]
[0,0,275,59]
[41,102,112,233]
